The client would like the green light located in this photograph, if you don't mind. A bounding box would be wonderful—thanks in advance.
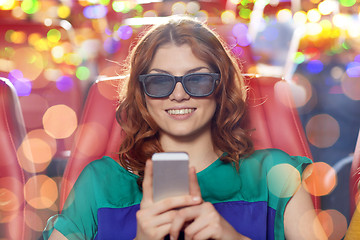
[99,0,111,5]
[239,8,251,19]
[294,52,305,64]
[47,29,61,43]
[76,66,90,81]
[21,0,39,14]
[134,4,143,13]
[342,42,350,50]
[339,0,356,7]
[5,30,14,43]
[112,1,131,13]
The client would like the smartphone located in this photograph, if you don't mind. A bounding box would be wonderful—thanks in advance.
[152,152,189,202]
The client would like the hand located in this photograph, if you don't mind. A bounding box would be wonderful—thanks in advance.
[169,168,250,240]
[135,160,202,240]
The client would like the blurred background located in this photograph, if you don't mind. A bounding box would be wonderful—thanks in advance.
[0,0,360,239]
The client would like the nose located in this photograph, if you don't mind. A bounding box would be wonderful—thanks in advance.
[169,82,190,101]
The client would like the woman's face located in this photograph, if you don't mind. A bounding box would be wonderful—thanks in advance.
[144,43,217,140]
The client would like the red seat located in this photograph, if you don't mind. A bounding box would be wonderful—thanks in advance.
[60,75,319,210]
[0,77,26,239]
[350,129,360,216]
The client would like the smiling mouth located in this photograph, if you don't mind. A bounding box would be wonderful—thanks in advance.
[166,108,195,115]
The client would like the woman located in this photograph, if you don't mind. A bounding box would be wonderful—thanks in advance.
[44,16,326,239]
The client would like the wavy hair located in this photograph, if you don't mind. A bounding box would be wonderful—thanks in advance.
[116,16,254,186]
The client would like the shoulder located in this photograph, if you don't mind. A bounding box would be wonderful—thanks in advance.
[246,148,312,171]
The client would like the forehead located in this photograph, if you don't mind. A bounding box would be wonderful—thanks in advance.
[149,43,209,74]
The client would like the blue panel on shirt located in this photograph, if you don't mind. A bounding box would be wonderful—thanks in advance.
[96,201,275,240]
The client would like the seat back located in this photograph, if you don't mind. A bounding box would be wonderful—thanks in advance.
[350,129,360,216]
[0,77,27,239]
[60,75,318,210]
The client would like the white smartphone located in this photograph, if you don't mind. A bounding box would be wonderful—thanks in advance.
[152,152,189,202]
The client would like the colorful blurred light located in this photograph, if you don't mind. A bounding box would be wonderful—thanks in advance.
[12,47,44,81]
[317,209,348,239]
[239,8,251,19]
[21,0,39,14]
[307,60,323,73]
[8,69,32,96]
[232,23,251,47]
[10,31,27,44]
[112,1,131,13]
[47,29,61,43]
[294,52,305,64]
[307,9,321,23]
[267,164,301,198]
[339,0,356,7]
[56,75,73,92]
[318,0,337,15]
[83,4,108,19]
[276,9,292,23]
[346,61,360,78]
[186,1,200,15]
[58,5,71,19]
[117,25,133,40]
[332,14,347,29]
[24,175,58,209]
[0,0,15,10]
[293,11,307,25]
[76,66,91,81]
[305,114,340,148]
[172,2,186,15]
[221,10,236,24]
[43,104,78,139]
[103,37,121,54]
[302,162,337,196]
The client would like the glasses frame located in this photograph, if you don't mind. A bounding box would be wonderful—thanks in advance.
[139,72,220,98]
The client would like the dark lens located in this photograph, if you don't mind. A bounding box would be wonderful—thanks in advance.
[144,75,174,97]
[183,74,214,96]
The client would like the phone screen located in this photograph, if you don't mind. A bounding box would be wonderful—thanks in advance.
[152,152,189,202]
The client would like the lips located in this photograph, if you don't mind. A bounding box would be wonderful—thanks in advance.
[166,108,195,115]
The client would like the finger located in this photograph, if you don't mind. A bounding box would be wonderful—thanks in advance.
[189,167,202,199]
[170,205,203,239]
[141,160,153,207]
[149,195,201,216]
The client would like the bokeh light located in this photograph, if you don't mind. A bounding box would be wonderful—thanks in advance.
[307,59,323,74]
[221,10,236,24]
[232,23,251,47]
[0,0,15,10]
[47,29,61,43]
[302,162,337,196]
[56,75,73,92]
[21,0,40,14]
[17,129,56,173]
[318,0,337,15]
[293,11,307,25]
[58,5,71,19]
[267,164,301,198]
[8,69,32,96]
[307,9,321,23]
[83,4,108,19]
[76,66,91,81]
[339,0,356,7]
[276,9,292,23]
[317,209,347,239]
[0,177,22,223]
[172,2,186,15]
[117,25,133,40]
[43,104,78,139]
[341,74,360,100]
[306,114,340,148]
[11,47,44,81]
[24,175,58,209]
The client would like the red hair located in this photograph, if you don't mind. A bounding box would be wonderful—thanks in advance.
[116,16,254,184]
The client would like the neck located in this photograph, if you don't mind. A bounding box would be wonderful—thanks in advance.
[159,126,221,172]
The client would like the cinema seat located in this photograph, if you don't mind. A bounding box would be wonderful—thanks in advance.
[59,75,319,210]
[0,77,27,239]
[349,130,360,216]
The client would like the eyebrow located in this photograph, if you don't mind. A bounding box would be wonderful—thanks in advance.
[149,66,210,75]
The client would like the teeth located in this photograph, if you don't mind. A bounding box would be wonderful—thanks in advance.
[167,108,194,115]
